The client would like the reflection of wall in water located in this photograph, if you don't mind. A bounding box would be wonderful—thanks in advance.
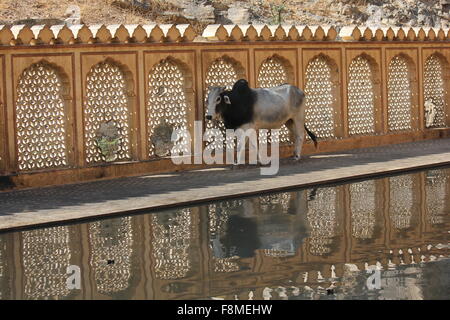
[0,237,6,299]
[379,267,423,300]
[151,209,193,279]
[89,217,133,294]
[425,170,448,225]
[257,191,308,257]
[208,200,252,272]
[306,187,338,256]
[22,226,71,299]
[258,193,291,215]
[389,176,415,230]
[350,181,376,239]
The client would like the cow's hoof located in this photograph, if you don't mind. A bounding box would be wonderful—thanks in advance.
[293,155,301,161]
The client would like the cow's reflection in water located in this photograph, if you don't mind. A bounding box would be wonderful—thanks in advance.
[209,191,309,260]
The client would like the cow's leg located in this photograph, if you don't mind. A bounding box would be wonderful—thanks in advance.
[292,117,305,160]
[235,124,258,165]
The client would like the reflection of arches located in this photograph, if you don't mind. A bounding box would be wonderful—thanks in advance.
[22,226,71,299]
[151,209,193,279]
[84,59,132,163]
[204,56,246,150]
[387,55,415,132]
[89,217,133,294]
[257,55,293,144]
[208,200,242,273]
[425,170,448,225]
[306,187,337,256]
[350,180,376,239]
[424,53,448,128]
[304,55,338,139]
[259,192,291,214]
[16,61,70,171]
[389,176,414,229]
[347,55,377,136]
[0,237,7,299]
[147,57,191,157]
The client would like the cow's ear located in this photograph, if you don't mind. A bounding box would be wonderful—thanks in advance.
[224,95,231,105]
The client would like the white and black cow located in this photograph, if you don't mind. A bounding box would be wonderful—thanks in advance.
[206,79,317,160]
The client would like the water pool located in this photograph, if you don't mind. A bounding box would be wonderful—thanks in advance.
[0,166,448,300]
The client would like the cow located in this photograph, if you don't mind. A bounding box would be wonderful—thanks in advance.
[206,79,317,161]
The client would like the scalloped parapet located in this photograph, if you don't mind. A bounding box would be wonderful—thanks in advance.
[0,24,447,46]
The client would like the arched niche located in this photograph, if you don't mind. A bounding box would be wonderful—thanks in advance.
[15,60,71,171]
[204,55,247,150]
[387,54,417,132]
[347,53,380,136]
[423,52,450,128]
[147,57,193,157]
[304,54,340,139]
[83,58,134,164]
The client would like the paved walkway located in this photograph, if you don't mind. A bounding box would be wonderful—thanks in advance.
[1,138,450,231]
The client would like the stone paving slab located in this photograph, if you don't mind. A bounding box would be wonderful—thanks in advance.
[1,138,450,231]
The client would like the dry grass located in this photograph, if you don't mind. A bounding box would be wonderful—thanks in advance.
[0,0,183,25]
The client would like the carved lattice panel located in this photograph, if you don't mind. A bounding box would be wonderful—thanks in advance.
[350,180,376,239]
[205,58,239,150]
[16,62,68,171]
[151,209,193,279]
[257,57,291,144]
[306,187,337,255]
[347,56,376,135]
[425,170,448,225]
[387,56,413,131]
[424,55,447,127]
[304,57,335,139]
[22,226,71,299]
[389,175,414,229]
[89,217,133,294]
[147,59,190,156]
[84,62,131,163]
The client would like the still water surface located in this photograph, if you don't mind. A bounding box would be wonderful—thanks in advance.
[0,167,449,300]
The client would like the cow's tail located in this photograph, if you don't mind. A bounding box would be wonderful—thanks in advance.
[304,125,318,148]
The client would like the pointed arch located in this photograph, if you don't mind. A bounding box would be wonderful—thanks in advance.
[84,59,133,163]
[147,57,191,157]
[387,54,415,132]
[304,54,339,139]
[15,61,70,171]
[347,54,377,136]
[423,53,449,128]
[256,54,294,88]
[204,56,246,150]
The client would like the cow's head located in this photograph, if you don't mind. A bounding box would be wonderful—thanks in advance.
[205,86,231,121]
